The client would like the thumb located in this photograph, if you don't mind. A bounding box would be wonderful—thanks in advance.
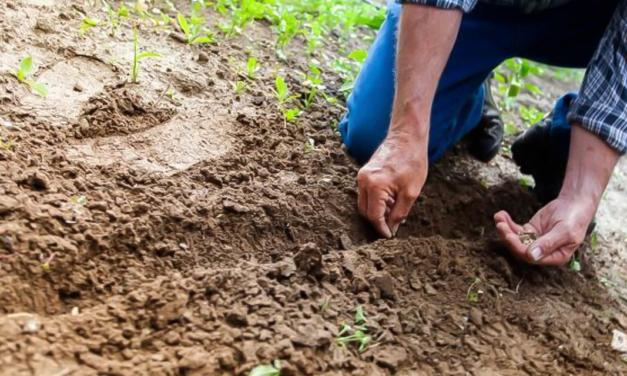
[387,192,417,236]
[527,225,571,263]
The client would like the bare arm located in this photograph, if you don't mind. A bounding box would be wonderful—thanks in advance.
[358,5,462,237]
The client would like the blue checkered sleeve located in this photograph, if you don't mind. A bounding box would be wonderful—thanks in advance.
[568,0,627,154]
[396,0,478,12]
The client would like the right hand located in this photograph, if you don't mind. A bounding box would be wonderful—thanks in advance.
[357,129,428,238]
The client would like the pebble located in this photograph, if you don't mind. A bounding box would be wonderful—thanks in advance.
[469,307,483,327]
[22,318,41,334]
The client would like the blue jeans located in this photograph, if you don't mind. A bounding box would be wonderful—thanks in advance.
[339,0,617,165]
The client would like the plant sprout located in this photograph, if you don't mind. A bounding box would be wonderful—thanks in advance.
[274,74,300,125]
[104,2,129,36]
[14,56,47,97]
[79,17,99,35]
[249,360,281,376]
[302,64,325,109]
[336,305,372,352]
[233,80,246,95]
[130,29,160,83]
[176,11,214,44]
[246,57,258,79]
[466,277,482,303]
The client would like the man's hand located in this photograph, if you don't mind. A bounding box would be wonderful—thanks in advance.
[355,5,461,237]
[357,130,428,238]
[494,195,595,265]
[495,124,620,265]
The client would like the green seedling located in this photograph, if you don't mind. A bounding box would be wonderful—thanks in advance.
[568,255,581,272]
[14,56,48,97]
[0,138,15,151]
[176,12,214,44]
[104,2,129,36]
[494,58,544,110]
[274,75,300,125]
[590,231,599,252]
[336,305,372,352]
[466,277,482,303]
[249,360,281,376]
[233,80,246,95]
[79,17,99,35]
[130,29,160,83]
[302,64,325,109]
[246,57,258,79]
[275,11,299,51]
[519,105,544,128]
[504,121,519,136]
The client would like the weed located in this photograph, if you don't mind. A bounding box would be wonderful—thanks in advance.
[130,28,160,83]
[518,177,533,189]
[246,57,258,79]
[79,16,99,35]
[504,121,519,136]
[336,305,372,352]
[249,360,281,376]
[494,58,544,110]
[590,231,599,252]
[14,56,47,97]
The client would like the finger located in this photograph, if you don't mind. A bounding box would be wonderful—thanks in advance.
[527,226,576,263]
[387,190,419,236]
[494,211,524,234]
[366,187,392,238]
[534,247,574,266]
[496,222,528,259]
[358,180,368,217]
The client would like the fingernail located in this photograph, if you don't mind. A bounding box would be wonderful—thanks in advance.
[530,246,543,261]
[391,224,399,237]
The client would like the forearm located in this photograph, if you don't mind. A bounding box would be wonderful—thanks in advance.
[391,5,462,139]
[559,124,620,210]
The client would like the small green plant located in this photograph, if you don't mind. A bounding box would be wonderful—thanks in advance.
[130,29,160,83]
[274,74,300,125]
[519,105,544,128]
[302,64,325,109]
[304,137,315,153]
[249,360,281,376]
[590,231,599,252]
[176,6,214,45]
[233,80,247,95]
[568,255,581,272]
[246,57,258,79]
[466,277,482,303]
[14,56,47,97]
[104,2,129,36]
[336,305,372,352]
[79,16,99,35]
[494,58,544,110]
[518,177,533,189]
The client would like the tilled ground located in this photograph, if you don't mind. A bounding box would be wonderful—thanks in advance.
[1,1,626,375]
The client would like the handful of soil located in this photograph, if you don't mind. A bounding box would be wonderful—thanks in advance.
[519,232,537,246]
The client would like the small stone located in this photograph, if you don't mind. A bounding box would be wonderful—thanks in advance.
[23,318,41,333]
[197,51,209,63]
[339,233,353,250]
[73,83,84,92]
[424,283,437,296]
[225,308,248,327]
[372,272,397,300]
[294,242,323,277]
[469,307,483,327]
[0,195,19,215]
[71,307,80,316]
[222,199,250,213]
[612,329,627,353]
[372,345,408,369]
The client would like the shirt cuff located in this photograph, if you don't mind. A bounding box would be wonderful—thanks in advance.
[395,0,477,12]
[567,99,627,155]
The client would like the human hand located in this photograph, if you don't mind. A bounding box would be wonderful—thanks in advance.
[357,130,428,238]
[494,195,596,265]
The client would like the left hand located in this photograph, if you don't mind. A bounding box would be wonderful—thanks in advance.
[494,194,596,266]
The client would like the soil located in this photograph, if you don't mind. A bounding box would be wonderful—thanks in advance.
[1,1,626,375]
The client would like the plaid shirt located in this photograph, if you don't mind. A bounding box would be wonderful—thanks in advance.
[398,0,627,154]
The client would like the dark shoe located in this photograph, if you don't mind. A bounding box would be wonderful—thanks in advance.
[467,78,504,163]
[511,118,568,205]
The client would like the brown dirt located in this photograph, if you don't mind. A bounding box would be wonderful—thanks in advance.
[1,1,626,375]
